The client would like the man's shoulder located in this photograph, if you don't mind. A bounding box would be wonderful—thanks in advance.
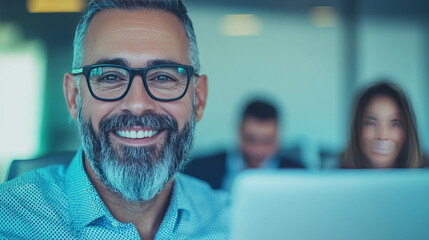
[194,151,228,161]
[182,151,228,188]
[1,164,67,197]
[0,165,71,237]
[188,151,228,169]
[278,156,305,169]
[176,173,229,205]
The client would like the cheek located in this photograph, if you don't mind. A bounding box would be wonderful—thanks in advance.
[360,127,375,158]
[163,96,194,130]
[263,141,277,153]
[360,127,373,146]
[241,143,252,153]
[392,129,406,150]
[260,146,274,156]
[80,93,117,132]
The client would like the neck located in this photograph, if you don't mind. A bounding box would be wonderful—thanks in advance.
[83,156,173,240]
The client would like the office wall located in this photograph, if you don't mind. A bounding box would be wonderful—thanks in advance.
[188,3,344,168]
[188,1,429,168]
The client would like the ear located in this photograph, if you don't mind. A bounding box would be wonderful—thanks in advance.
[63,73,79,120]
[194,74,208,122]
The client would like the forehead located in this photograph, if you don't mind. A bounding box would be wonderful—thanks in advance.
[83,9,190,66]
[364,95,401,117]
[242,118,278,134]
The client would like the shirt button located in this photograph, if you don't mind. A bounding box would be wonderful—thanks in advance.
[112,221,120,228]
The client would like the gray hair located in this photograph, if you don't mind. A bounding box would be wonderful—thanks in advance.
[72,0,200,73]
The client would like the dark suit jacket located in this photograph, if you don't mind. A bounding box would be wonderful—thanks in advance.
[183,151,305,190]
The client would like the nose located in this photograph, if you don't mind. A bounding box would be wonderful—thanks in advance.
[120,76,156,116]
[375,125,389,140]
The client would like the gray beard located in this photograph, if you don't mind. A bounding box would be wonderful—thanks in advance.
[77,109,195,203]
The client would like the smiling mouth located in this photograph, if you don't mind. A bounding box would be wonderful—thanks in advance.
[115,129,159,139]
[370,147,392,155]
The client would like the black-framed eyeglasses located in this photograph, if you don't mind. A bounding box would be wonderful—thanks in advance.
[71,64,198,102]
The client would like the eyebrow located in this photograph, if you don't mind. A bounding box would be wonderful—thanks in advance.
[147,59,182,66]
[364,116,377,120]
[93,58,130,66]
[365,115,401,122]
[92,58,182,67]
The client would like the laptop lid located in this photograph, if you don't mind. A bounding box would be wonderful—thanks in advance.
[231,170,429,240]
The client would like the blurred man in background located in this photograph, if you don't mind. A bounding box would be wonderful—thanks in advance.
[184,99,304,191]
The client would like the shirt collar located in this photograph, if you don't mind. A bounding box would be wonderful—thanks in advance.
[155,173,192,238]
[173,173,193,220]
[65,147,110,232]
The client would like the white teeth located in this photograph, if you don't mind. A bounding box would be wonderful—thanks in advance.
[137,130,144,138]
[117,131,126,138]
[116,130,158,139]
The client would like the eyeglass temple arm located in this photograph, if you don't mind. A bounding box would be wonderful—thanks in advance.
[71,68,83,75]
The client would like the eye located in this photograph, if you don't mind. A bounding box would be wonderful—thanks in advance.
[364,121,376,126]
[148,73,178,83]
[155,75,176,82]
[98,73,127,84]
[391,122,401,128]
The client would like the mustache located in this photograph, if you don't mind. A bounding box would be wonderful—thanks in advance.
[98,112,178,133]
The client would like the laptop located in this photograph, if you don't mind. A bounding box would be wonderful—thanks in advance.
[230,169,429,240]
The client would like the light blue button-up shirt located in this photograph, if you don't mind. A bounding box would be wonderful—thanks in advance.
[0,148,230,239]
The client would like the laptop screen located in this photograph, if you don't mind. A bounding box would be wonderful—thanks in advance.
[231,169,429,240]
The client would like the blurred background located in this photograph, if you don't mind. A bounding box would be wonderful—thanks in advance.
[0,0,428,182]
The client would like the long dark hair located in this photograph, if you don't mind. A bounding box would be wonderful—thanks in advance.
[342,81,423,168]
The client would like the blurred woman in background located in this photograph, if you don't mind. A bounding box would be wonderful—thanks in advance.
[342,81,423,168]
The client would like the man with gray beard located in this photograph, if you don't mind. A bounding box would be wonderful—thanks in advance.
[0,1,229,239]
